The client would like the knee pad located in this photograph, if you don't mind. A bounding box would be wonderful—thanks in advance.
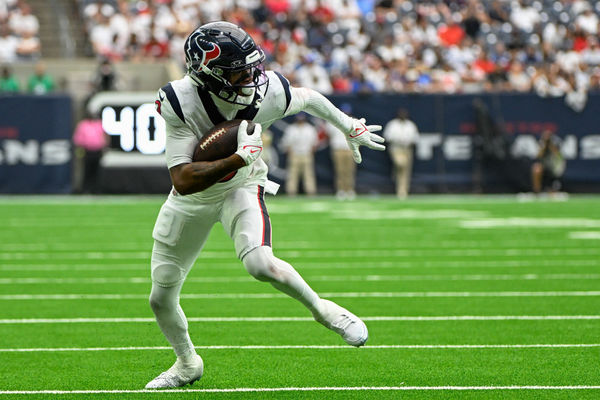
[151,263,184,287]
[151,242,186,287]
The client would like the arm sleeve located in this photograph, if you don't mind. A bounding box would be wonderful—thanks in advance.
[285,86,354,136]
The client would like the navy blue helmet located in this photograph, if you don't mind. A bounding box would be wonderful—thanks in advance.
[184,22,268,105]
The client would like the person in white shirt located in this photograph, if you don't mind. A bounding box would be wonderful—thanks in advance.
[280,112,319,196]
[325,103,356,199]
[0,25,19,63]
[383,108,420,198]
[9,3,39,36]
[294,53,333,94]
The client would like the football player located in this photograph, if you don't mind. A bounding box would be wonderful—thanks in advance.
[146,21,385,389]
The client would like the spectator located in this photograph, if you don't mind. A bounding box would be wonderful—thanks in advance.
[9,2,39,37]
[325,103,356,200]
[575,7,598,36]
[143,32,169,58]
[0,24,19,63]
[280,113,319,196]
[0,66,20,93]
[507,60,532,92]
[72,0,600,101]
[531,130,565,194]
[16,30,41,60]
[383,108,420,198]
[294,53,333,94]
[27,62,54,95]
[510,0,540,33]
[89,12,114,58]
[73,109,108,194]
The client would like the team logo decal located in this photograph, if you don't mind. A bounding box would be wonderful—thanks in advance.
[192,36,221,67]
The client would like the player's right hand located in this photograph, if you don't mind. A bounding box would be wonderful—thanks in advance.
[235,120,263,165]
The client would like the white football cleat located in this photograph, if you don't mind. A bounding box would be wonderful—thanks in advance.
[145,354,204,389]
[313,299,368,347]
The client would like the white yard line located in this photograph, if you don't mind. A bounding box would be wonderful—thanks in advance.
[1,248,599,260]
[461,218,600,229]
[1,386,600,394]
[569,231,600,240]
[1,344,599,353]
[0,239,591,251]
[1,273,599,285]
[1,315,599,324]
[2,291,600,300]
[2,259,598,271]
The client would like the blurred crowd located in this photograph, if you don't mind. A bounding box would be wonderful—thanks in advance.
[0,0,41,62]
[78,0,600,100]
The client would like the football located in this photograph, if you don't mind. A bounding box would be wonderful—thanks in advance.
[192,119,256,162]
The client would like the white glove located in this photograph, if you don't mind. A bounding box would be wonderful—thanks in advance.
[345,118,386,163]
[235,120,263,165]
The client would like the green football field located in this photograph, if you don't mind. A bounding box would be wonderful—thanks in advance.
[0,194,599,399]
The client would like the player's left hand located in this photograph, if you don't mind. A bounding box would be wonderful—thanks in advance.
[345,118,386,164]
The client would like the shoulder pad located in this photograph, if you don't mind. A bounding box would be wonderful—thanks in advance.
[266,71,292,114]
[157,83,186,124]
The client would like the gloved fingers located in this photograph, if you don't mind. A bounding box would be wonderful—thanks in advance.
[251,122,262,136]
[369,133,385,143]
[366,124,382,132]
[366,141,386,151]
[350,144,362,164]
[237,119,248,135]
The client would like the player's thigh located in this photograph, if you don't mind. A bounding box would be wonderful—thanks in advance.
[151,201,218,286]
[221,185,271,260]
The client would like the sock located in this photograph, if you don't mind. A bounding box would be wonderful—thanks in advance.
[149,283,197,360]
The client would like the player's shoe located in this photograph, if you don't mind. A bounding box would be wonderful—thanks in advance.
[145,354,204,389]
[313,299,368,347]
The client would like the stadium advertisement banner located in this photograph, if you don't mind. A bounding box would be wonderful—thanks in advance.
[0,95,72,194]
[327,93,600,193]
[12,92,598,194]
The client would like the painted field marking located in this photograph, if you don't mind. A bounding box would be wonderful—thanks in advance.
[1,248,599,260]
[0,238,592,251]
[1,386,600,395]
[2,291,600,300]
[2,258,598,271]
[461,218,600,229]
[1,315,599,324]
[1,273,599,285]
[569,231,600,240]
[1,344,599,353]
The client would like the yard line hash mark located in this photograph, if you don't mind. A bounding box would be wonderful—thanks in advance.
[1,273,599,284]
[2,291,600,300]
[1,344,599,353]
[1,386,599,394]
[1,315,599,324]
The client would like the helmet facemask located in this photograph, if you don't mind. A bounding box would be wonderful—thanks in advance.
[187,46,269,107]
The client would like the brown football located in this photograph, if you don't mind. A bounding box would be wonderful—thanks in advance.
[192,119,256,162]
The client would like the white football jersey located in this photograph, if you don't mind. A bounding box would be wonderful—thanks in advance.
[155,71,295,201]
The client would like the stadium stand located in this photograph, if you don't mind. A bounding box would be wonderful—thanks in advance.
[0,0,41,62]
[71,0,600,99]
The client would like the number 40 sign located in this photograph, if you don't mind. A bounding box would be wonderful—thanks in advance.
[101,103,166,154]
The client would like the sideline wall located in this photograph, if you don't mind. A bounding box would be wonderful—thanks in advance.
[1,92,599,194]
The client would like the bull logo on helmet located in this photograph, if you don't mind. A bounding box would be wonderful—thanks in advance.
[188,33,221,68]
